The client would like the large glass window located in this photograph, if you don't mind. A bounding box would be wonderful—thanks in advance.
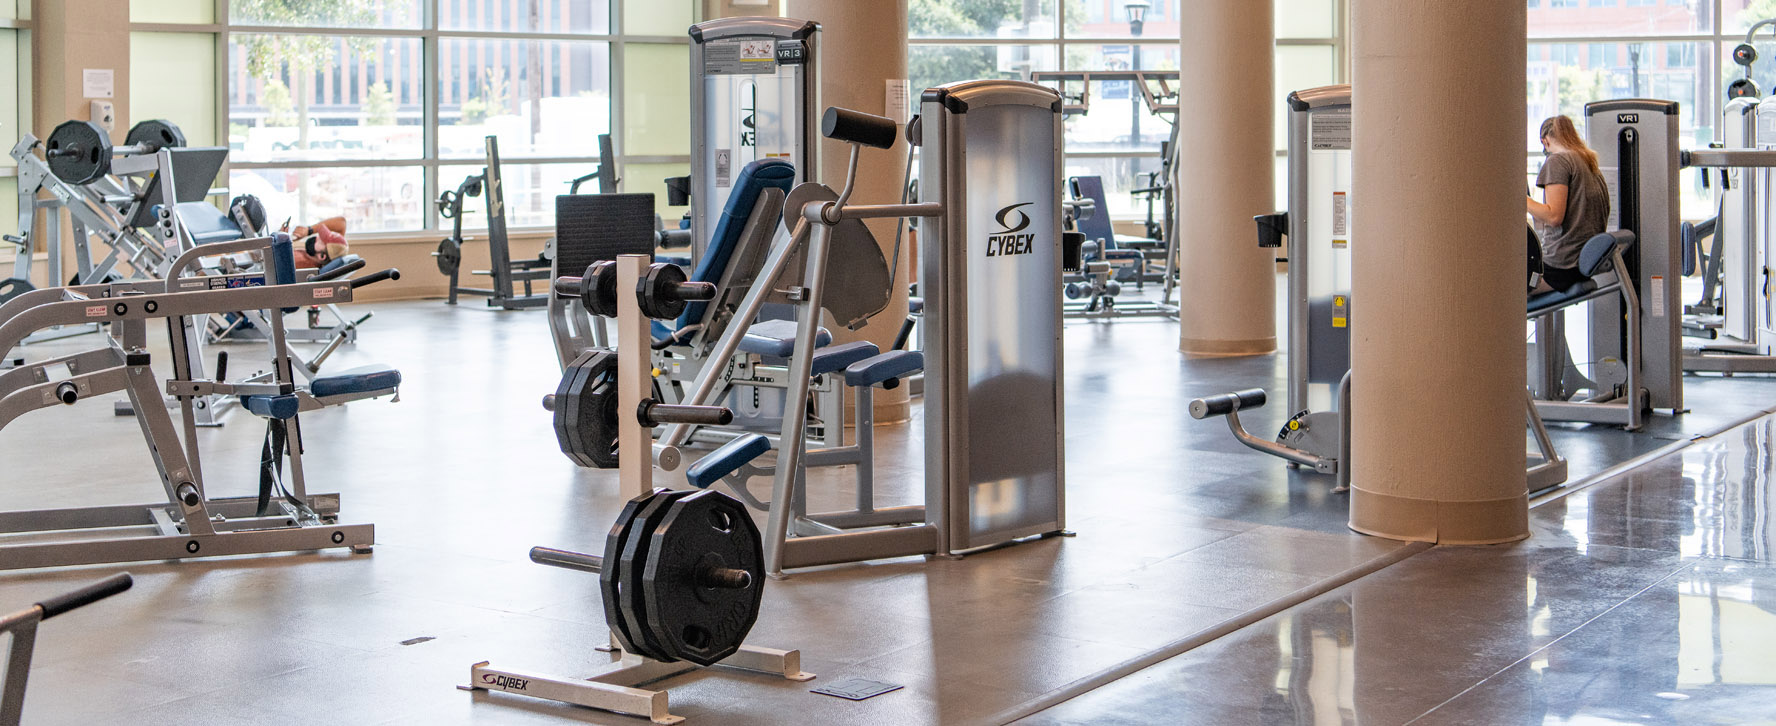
[913,0,1342,219]
[126,2,684,233]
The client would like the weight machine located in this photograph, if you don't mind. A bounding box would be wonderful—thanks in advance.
[1032,69,1182,319]
[465,255,808,725]
[1195,85,1566,492]
[435,135,550,309]
[0,234,400,569]
[1678,96,1776,373]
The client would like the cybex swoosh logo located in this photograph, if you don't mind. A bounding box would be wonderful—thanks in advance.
[995,203,1032,234]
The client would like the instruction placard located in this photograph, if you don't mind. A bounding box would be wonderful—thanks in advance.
[1601,166,1620,230]
[1311,109,1351,150]
[715,149,733,188]
[704,39,778,75]
[884,80,911,125]
[1332,192,1349,249]
[82,69,114,99]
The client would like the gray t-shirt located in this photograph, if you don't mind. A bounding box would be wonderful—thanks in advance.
[1535,151,1611,270]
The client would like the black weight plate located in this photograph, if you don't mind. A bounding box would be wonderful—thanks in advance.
[639,262,691,320]
[0,278,33,306]
[124,119,186,153]
[599,488,665,656]
[617,488,697,661]
[579,355,620,468]
[585,261,620,318]
[642,490,765,667]
[435,238,462,275]
[552,350,597,466]
[46,120,112,185]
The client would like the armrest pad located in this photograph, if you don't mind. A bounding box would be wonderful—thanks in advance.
[844,351,924,387]
[685,434,771,490]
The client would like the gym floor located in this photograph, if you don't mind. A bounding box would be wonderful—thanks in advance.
[2,292,1775,724]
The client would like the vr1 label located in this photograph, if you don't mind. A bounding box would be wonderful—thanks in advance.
[1618,113,1639,124]
[985,202,1038,258]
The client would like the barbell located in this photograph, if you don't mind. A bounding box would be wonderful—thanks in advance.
[43,119,188,185]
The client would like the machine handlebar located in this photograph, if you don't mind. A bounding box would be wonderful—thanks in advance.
[1188,389,1268,419]
[349,269,401,289]
[37,573,132,620]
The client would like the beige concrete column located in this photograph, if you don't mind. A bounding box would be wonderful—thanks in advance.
[1348,1,1528,544]
[32,0,129,137]
[1175,0,1275,355]
[784,0,913,423]
[29,0,130,287]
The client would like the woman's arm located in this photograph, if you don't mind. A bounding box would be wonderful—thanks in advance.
[1528,184,1567,227]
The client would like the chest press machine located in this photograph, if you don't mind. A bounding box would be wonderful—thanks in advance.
[1194,85,1566,492]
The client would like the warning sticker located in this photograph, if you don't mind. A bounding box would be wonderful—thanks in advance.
[715,149,732,188]
[1650,275,1663,316]
[86,304,107,318]
[314,287,335,300]
[1333,295,1349,328]
[1311,109,1352,150]
[1601,166,1620,230]
[704,39,778,75]
[1332,192,1349,249]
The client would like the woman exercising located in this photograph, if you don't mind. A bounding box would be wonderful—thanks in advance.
[1527,115,1611,291]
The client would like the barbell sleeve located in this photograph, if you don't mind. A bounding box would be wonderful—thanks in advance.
[669,281,716,302]
[553,275,586,300]
[530,546,603,574]
[638,399,733,427]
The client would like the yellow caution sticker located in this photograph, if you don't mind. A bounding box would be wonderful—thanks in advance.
[1288,420,1300,431]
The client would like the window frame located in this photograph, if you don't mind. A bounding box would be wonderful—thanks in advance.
[131,0,690,234]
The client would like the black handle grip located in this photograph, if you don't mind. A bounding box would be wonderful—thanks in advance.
[37,573,133,620]
[1188,389,1268,419]
[214,351,229,383]
[349,269,401,289]
[307,257,366,282]
[822,107,898,150]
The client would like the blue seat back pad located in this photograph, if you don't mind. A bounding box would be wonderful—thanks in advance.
[738,318,832,357]
[1069,176,1119,249]
[678,159,798,329]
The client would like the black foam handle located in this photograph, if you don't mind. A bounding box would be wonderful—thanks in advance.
[37,573,132,620]
[1188,389,1268,419]
[641,401,734,426]
[349,269,401,289]
[308,257,366,282]
[822,107,898,149]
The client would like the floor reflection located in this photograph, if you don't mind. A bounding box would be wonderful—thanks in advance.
[1024,415,1776,726]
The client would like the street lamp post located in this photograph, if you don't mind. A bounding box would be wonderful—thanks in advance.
[1126,1,1149,153]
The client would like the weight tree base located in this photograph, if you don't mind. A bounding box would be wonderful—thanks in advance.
[461,643,814,725]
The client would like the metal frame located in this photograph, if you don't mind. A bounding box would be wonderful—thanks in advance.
[0,236,382,570]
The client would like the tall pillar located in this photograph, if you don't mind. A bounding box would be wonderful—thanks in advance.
[1175,0,1276,355]
[1348,2,1528,544]
[784,0,913,423]
[30,0,130,289]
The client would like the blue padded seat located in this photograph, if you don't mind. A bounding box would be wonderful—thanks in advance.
[738,319,831,357]
[677,159,798,329]
[240,394,301,420]
[310,364,402,398]
[845,351,924,388]
[685,433,771,490]
[172,201,246,245]
[1069,176,1157,255]
[1527,230,1633,317]
[809,341,879,377]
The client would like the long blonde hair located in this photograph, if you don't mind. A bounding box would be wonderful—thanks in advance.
[1540,115,1602,177]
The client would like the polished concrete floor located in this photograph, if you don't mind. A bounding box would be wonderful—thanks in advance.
[0,296,1773,724]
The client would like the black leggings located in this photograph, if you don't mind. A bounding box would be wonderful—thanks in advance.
[1541,264,1588,291]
